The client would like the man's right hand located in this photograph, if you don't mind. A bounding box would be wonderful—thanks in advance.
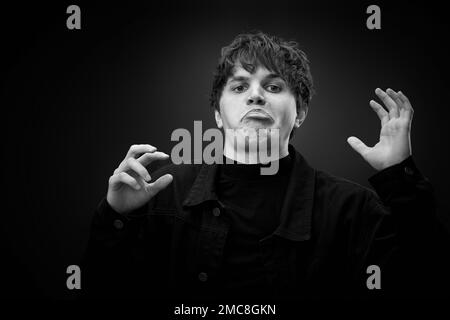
[107,144,173,214]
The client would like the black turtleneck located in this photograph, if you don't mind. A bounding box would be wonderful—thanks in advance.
[215,152,293,295]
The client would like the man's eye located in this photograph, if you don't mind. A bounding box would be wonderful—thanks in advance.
[232,85,247,93]
[266,85,282,93]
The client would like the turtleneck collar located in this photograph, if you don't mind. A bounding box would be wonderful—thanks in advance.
[220,152,293,180]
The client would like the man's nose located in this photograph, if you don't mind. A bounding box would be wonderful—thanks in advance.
[247,90,266,106]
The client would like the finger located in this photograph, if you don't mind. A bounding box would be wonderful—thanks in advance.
[114,151,170,178]
[398,91,414,119]
[369,100,389,126]
[386,88,403,111]
[347,136,370,156]
[137,151,170,167]
[145,174,173,198]
[109,172,141,191]
[120,157,152,182]
[375,88,399,118]
[124,144,157,160]
[386,88,409,119]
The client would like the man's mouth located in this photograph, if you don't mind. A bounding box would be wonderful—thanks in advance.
[242,109,274,122]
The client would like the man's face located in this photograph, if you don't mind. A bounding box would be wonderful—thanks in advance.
[215,64,303,144]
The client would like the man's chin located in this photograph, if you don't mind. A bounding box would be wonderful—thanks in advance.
[238,122,274,131]
[235,126,272,136]
[225,126,280,144]
[223,126,282,160]
[240,118,274,129]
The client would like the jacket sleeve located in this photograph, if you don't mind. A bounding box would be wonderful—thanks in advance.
[368,156,436,237]
[80,161,180,299]
[79,198,150,299]
[362,156,449,298]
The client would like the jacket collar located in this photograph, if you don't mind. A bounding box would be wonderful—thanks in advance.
[182,144,315,242]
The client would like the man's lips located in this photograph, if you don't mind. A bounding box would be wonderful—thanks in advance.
[242,109,274,121]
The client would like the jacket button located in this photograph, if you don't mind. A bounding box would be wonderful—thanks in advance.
[404,166,414,176]
[113,219,124,230]
[212,207,221,217]
[198,272,208,282]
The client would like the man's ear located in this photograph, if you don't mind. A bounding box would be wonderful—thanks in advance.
[215,109,223,129]
[294,107,308,128]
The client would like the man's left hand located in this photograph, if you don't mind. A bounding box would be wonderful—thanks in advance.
[347,88,414,171]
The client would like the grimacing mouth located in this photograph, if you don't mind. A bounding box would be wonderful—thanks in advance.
[242,108,274,122]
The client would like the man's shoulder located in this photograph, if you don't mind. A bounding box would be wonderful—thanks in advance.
[310,169,391,220]
[314,169,378,202]
[292,145,378,202]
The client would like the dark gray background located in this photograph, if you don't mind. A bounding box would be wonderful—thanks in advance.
[2,1,449,299]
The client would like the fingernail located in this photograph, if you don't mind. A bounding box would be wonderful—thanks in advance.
[145,174,151,181]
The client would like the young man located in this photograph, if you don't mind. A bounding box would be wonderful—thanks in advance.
[82,32,442,299]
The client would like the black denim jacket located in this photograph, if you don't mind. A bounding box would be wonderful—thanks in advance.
[82,145,440,299]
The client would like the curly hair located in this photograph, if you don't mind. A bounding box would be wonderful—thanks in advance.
[209,31,315,115]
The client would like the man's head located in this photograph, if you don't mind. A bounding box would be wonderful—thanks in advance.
[210,31,314,143]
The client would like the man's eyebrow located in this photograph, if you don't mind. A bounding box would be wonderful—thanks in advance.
[227,73,284,83]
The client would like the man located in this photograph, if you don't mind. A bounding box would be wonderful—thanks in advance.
[82,31,443,299]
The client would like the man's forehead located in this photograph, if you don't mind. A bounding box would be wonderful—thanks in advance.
[228,65,283,81]
[231,64,270,76]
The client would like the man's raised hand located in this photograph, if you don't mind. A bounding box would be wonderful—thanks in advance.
[107,144,173,214]
[347,88,413,171]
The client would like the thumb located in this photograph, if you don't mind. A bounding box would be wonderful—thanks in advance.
[347,136,370,156]
[145,174,173,198]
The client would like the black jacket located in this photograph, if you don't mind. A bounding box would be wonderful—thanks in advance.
[82,144,445,300]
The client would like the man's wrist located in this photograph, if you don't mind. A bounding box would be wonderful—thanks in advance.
[96,197,133,232]
[368,156,422,200]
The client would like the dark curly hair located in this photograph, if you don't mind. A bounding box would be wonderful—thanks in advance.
[209,31,314,117]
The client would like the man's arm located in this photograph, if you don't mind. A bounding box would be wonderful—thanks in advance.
[365,156,443,297]
[80,144,173,298]
[347,88,449,297]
